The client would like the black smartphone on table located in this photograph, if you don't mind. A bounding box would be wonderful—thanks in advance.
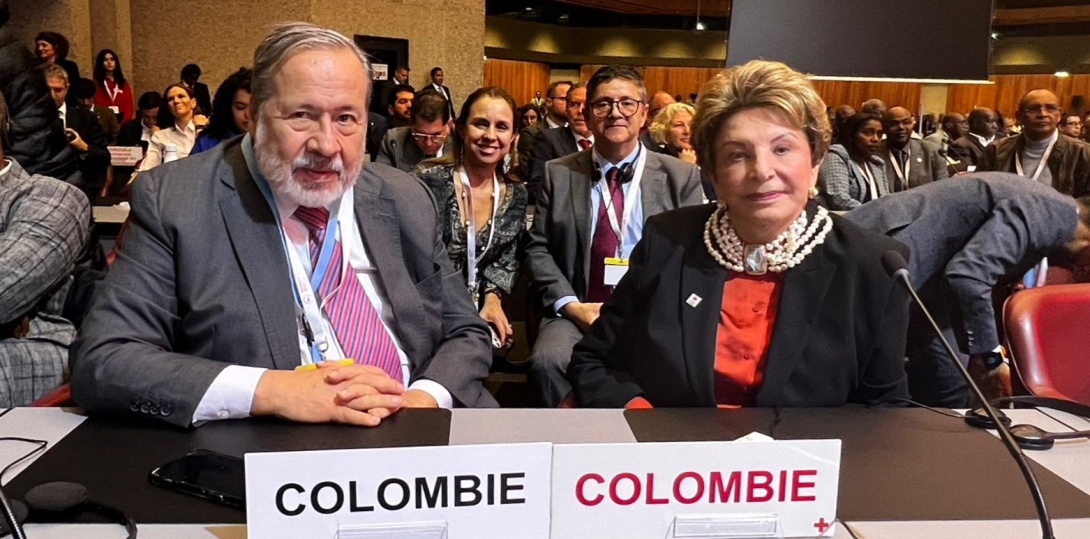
[149,449,246,508]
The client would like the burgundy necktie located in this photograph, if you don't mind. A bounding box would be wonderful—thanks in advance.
[586,167,624,303]
[578,138,592,151]
[293,206,404,383]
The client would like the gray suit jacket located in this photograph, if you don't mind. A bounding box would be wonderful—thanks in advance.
[881,138,948,192]
[844,172,1077,354]
[375,126,452,173]
[530,127,581,195]
[526,149,704,310]
[71,139,496,427]
[0,159,89,406]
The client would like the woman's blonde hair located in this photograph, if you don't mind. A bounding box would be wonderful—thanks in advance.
[692,60,831,169]
[648,102,696,146]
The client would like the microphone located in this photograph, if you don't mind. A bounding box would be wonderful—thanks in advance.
[882,250,1054,539]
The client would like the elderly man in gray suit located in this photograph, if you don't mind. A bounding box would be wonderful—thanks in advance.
[846,173,1090,407]
[374,89,452,173]
[0,91,90,406]
[526,65,704,407]
[71,23,495,428]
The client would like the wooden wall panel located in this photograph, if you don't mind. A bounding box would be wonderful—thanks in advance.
[483,58,552,107]
[809,81,922,111]
[578,65,720,101]
[946,75,1090,118]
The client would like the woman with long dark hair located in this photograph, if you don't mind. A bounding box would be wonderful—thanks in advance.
[191,67,252,154]
[414,87,528,347]
[92,48,134,123]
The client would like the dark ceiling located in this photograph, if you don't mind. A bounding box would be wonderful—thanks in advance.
[487,0,1090,36]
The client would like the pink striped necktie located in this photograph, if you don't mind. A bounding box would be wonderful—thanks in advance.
[293,206,404,383]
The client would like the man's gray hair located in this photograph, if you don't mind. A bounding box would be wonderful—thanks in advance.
[44,64,68,84]
[251,22,372,115]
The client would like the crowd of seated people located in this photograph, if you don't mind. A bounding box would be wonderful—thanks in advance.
[5,19,1090,425]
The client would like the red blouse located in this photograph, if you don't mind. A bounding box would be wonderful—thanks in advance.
[713,271,784,407]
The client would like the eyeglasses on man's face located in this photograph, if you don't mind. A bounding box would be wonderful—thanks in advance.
[1021,104,1061,115]
[411,132,448,143]
[589,98,644,119]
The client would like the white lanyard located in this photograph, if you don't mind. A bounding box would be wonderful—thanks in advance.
[1015,130,1059,183]
[595,145,647,257]
[887,149,910,187]
[105,78,121,103]
[854,160,879,201]
[457,167,501,300]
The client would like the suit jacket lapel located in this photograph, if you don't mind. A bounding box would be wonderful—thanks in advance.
[571,152,594,290]
[217,150,298,370]
[756,235,836,404]
[680,232,727,405]
[353,172,423,357]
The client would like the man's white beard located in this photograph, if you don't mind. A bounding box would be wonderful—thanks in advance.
[254,121,364,208]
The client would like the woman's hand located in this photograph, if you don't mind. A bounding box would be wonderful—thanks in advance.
[480,293,512,345]
[679,148,698,165]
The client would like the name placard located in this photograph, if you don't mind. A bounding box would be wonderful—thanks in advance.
[108,146,143,167]
[373,63,389,81]
[245,443,552,539]
[551,440,841,538]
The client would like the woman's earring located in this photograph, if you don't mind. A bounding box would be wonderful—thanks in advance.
[809,186,819,200]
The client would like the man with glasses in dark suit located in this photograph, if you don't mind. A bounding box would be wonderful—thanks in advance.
[525,65,704,407]
[375,89,451,172]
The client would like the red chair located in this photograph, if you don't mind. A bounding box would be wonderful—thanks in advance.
[31,383,74,407]
[1004,284,1090,405]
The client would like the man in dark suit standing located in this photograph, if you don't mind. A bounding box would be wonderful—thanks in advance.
[45,65,109,202]
[71,23,495,428]
[181,63,213,117]
[525,66,704,407]
[881,106,947,192]
[949,107,998,168]
[846,173,1090,407]
[529,82,593,197]
[517,79,571,183]
[375,89,451,172]
[979,89,1090,197]
[428,67,456,122]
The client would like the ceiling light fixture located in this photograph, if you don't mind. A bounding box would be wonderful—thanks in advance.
[695,0,704,31]
[1055,71,1071,78]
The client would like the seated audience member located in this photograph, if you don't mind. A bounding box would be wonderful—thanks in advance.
[74,78,119,144]
[111,91,160,194]
[1001,114,1018,137]
[526,65,704,407]
[366,111,387,161]
[192,67,252,154]
[386,83,414,128]
[71,23,495,428]
[375,89,451,172]
[881,106,947,192]
[924,112,967,154]
[530,82,592,194]
[1082,111,1090,144]
[649,102,696,164]
[817,112,888,210]
[979,89,1090,197]
[569,60,911,409]
[35,31,80,93]
[949,107,998,168]
[135,84,208,173]
[414,87,528,347]
[0,91,91,406]
[180,63,212,117]
[832,105,855,141]
[846,173,1090,407]
[46,65,110,202]
[516,80,571,185]
[860,98,887,117]
[1060,112,1083,140]
[92,48,134,124]
[510,103,541,177]
[372,64,410,115]
[640,91,676,152]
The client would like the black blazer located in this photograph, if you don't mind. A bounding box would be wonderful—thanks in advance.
[569,203,911,408]
[949,135,988,168]
[66,105,111,201]
[192,82,212,117]
[530,127,581,191]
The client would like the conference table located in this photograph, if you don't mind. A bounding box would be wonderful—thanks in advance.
[1,406,1089,538]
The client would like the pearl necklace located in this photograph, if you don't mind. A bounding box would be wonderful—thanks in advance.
[703,204,833,274]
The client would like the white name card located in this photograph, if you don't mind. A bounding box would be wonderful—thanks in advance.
[245,443,552,539]
[551,440,841,539]
[108,146,143,167]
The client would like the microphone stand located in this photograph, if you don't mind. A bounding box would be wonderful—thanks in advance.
[889,261,1054,539]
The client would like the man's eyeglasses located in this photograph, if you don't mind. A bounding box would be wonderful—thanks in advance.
[589,99,644,119]
[1021,104,1061,114]
[411,132,447,143]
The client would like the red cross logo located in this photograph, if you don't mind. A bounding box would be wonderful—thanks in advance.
[814,518,831,534]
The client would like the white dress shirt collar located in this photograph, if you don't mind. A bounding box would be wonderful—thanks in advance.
[970,132,995,147]
[0,159,11,178]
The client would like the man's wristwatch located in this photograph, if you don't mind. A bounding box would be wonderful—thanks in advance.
[981,348,1008,371]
